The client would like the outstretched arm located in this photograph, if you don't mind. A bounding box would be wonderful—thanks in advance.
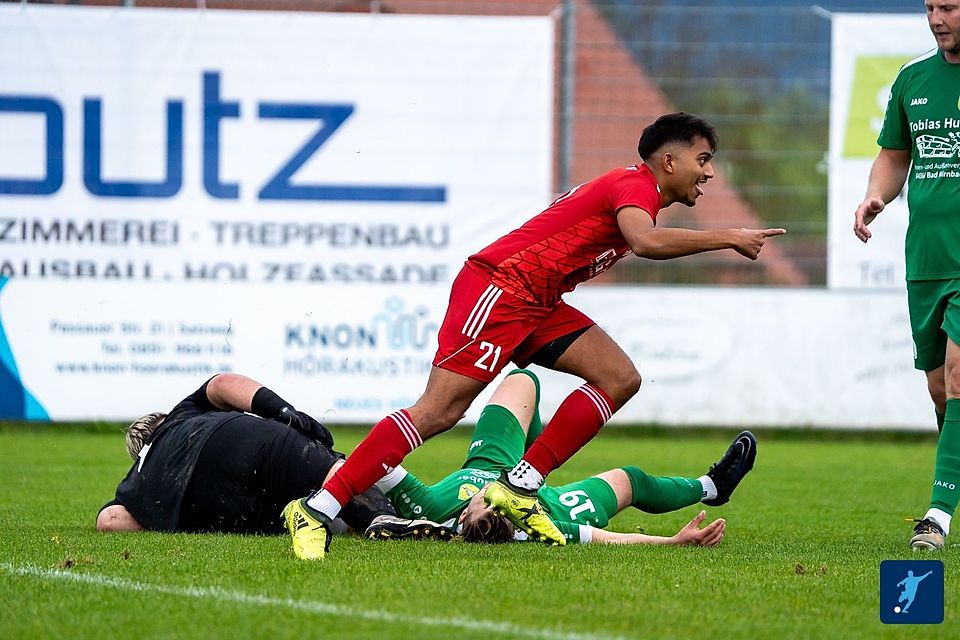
[618,207,785,261]
[853,147,911,243]
[586,511,725,546]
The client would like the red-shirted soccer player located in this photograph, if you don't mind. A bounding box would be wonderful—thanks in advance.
[283,112,786,559]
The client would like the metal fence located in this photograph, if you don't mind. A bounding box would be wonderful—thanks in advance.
[5,0,920,286]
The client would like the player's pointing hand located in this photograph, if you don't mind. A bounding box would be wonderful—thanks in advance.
[731,227,787,260]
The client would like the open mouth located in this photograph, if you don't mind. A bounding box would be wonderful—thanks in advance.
[695,181,706,196]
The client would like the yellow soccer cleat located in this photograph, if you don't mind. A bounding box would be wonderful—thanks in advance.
[484,474,565,546]
[282,498,332,560]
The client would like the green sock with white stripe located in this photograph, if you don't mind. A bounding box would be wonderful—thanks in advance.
[928,398,960,535]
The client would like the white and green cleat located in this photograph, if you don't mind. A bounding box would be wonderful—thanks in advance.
[364,515,456,541]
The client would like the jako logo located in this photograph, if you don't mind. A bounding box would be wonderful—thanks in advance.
[933,480,956,490]
[285,297,438,351]
[910,97,929,106]
[0,71,446,202]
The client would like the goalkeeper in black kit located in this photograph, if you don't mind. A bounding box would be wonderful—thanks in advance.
[97,372,449,540]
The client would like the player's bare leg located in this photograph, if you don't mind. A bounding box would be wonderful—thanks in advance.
[551,325,643,406]
[510,326,639,486]
[406,367,489,438]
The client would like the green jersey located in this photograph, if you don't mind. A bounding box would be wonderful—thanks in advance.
[878,49,960,280]
[381,466,618,544]
[377,368,702,544]
[384,467,499,529]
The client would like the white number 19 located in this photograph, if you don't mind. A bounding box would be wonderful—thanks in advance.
[559,489,596,520]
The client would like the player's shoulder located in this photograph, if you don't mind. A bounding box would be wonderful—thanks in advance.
[593,164,654,186]
[601,164,644,177]
[895,48,942,79]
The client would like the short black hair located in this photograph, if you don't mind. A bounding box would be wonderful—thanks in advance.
[637,112,718,160]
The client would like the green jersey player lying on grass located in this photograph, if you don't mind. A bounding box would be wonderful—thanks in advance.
[366,368,756,545]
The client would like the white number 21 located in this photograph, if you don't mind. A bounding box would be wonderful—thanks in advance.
[474,341,502,372]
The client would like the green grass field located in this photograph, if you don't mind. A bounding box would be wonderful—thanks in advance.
[1,425,955,639]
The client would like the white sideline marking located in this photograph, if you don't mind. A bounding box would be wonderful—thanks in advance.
[2,563,622,640]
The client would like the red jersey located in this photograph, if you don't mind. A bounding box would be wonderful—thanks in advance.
[468,164,661,306]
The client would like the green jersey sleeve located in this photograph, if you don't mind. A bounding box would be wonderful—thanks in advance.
[383,471,439,521]
[877,66,911,150]
[385,467,500,525]
[557,521,588,544]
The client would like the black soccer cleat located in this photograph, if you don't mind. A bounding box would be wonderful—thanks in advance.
[702,430,757,506]
[364,515,455,542]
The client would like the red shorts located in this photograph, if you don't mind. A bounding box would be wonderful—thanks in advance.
[433,265,595,382]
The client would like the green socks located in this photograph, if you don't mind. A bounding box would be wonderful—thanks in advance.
[929,398,960,525]
[624,465,703,514]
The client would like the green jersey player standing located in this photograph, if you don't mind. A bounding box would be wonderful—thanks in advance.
[368,369,756,546]
[854,1,960,550]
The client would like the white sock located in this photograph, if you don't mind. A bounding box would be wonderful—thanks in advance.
[698,475,717,502]
[305,489,343,521]
[507,460,544,491]
[376,465,409,493]
[925,508,952,536]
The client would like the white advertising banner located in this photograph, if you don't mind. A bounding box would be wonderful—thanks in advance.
[0,279,934,430]
[828,13,932,289]
[0,5,552,286]
[560,287,931,431]
[0,5,554,420]
[0,7,937,430]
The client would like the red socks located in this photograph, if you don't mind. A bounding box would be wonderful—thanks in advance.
[323,409,422,507]
[521,384,614,477]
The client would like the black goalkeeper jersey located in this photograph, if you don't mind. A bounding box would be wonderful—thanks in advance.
[109,384,254,531]
[102,380,389,534]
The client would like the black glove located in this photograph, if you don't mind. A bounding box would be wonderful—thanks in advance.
[278,406,334,448]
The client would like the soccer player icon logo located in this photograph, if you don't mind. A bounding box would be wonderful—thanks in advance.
[879,560,944,624]
[895,570,932,614]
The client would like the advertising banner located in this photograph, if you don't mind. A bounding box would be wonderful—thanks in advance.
[0,5,554,419]
[1,7,937,430]
[0,278,933,429]
[828,13,933,289]
[0,5,553,285]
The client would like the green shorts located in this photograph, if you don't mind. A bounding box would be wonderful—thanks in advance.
[907,279,960,371]
[460,369,541,473]
[461,404,525,473]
